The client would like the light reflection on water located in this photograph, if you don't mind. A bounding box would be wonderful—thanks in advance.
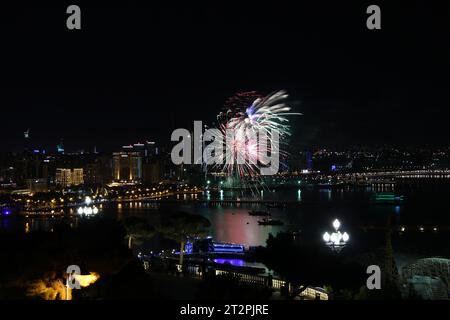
[195,205,286,248]
[2,185,450,249]
[214,258,245,267]
[109,186,450,247]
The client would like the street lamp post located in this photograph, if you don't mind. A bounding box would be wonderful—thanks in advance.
[323,219,349,252]
[77,196,99,216]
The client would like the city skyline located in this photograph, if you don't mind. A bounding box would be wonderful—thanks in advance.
[1,2,450,306]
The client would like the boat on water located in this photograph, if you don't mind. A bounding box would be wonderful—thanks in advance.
[248,210,271,216]
[257,218,284,226]
[371,192,405,203]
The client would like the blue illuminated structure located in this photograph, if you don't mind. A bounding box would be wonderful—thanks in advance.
[185,241,193,254]
[1,207,12,216]
[213,258,245,266]
[184,238,245,255]
[212,243,245,253]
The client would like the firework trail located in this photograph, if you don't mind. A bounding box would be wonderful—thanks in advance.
[216,90,301,183]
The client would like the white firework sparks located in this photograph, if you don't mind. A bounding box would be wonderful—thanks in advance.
[217,90,301,180]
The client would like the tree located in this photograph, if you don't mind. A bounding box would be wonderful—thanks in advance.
[123,217,155,249]
[159,212,210,265]
[27,272,67,300]
[0,218,130,299]
[256,232,366,299]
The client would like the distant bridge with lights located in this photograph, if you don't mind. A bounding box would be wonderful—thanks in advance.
[268,169,450,187]
[299,169,450,179]
[213,169,450,188]
[334,169,450,179]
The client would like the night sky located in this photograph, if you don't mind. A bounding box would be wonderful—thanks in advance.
[0,2,449,152]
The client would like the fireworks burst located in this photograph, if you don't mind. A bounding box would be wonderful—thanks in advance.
[215,90,301,185]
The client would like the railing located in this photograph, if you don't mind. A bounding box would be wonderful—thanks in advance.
[142,257,329,300]
[214,269,328,300]
[160,261,329,300]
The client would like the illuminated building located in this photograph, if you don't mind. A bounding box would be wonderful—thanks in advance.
[185,238,245,254]
[56,168,71,187]
[130,141,159,157]
[112,141,158,183]
[112,151,142,182]
[71,168,84,186]
[55,168,84,187]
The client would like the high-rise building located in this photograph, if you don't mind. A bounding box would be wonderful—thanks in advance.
[122,141,158,157]
[55,168,71,187]
[71,168,84,186]
[85,163,101,185]
[112,151,142,182]
[143,157,164,184]
[55,168,84,187]
[84,156,112,185]
[13,152,50,186]
[112,141,159,183]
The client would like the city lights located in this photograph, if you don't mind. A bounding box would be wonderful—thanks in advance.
[0,2,448,307]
